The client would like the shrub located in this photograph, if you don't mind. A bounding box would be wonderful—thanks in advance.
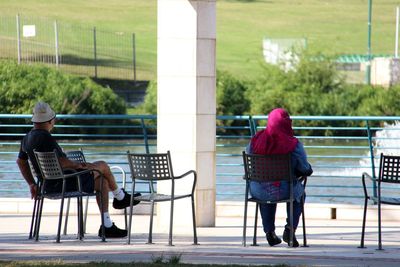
[135,80,157,115]
[0,60,126,114]
[247,53,345,116]
[216,70,250,116]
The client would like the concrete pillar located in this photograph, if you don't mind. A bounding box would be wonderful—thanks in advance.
[157,0,216,229]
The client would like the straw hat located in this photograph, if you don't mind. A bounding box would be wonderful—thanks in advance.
[31,102,56,123]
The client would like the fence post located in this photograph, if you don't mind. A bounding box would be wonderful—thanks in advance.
[365,120,377,200]
[132,33,136,84]
[140,118,149,154]
[93,27,97,78]
[249,116,256,137]
[16,14,21,64]
[54,20,59,67]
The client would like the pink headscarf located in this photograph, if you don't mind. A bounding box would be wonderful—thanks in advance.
[251,108,298,155]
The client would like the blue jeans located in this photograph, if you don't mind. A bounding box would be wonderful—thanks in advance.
[250,181,305,233]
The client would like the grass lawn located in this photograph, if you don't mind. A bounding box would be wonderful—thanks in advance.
[0,0,397,80]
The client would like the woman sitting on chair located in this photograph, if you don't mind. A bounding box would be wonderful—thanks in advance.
[247,108,313,247]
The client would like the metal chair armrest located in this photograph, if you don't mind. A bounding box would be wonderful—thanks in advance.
[61,169,96,192]
[110,165,126,189]
[174,170,197,195]
[62,169,94,179]
[361,172,375,199]
[362,172,375,182]
[174,170,196,180]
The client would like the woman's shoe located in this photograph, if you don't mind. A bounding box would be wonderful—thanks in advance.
[283,227,299,247]
[266,231,282,246]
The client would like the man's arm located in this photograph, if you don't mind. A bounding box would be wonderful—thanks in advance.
[58,156,96,170]
[16,158,37,199]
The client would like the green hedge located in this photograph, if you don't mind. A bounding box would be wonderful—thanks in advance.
[0,60,126,115]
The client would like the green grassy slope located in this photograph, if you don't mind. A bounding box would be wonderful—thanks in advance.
[0,0,397,80]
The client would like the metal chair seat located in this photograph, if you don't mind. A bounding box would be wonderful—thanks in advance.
[135,193,192,202]
[247,197,296,205]
[370,196,400,205]
[44,191,95,199]
[127,150,198,246]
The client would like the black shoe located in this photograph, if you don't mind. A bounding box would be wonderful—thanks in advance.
[112,188,141,209]
[98,223,127,238]
[283,227,299,247]
[266,231,282,246]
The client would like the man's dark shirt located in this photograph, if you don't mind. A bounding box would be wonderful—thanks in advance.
[18,128,65,176]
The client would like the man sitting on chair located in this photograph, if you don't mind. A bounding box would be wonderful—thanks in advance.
[16,101,138,238]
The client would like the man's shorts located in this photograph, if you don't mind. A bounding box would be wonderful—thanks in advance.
[43,169,95,194]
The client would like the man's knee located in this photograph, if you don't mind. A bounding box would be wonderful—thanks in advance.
[95,160,108,167]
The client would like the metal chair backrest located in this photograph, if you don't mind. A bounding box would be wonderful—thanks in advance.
[34,150,64,180]
[28,159,39,179]
[66,150,86,163]
[242,152,293,183]
[379,153,400,184]
[127,151,173,181]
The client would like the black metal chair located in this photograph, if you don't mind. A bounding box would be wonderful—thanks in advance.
[360,153,400,250]
[33,149,105,243]
[242,151,308,247]
[126,151,198,246]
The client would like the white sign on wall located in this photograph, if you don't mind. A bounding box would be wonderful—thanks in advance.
[23,25,36,37]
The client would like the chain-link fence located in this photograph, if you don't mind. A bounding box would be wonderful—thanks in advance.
[0,15,136,81]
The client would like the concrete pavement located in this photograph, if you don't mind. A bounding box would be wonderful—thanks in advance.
[0,209,399,266]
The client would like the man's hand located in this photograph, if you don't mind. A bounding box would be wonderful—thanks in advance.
[80,162,97,169]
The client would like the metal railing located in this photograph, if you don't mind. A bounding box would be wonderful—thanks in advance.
[216,115,400,204]
[1,114,400,204]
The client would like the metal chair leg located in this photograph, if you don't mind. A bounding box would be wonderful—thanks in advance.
[168,199,174,246]
[99,179,105,242]
[191,195,198,245]
[63,198,71,235]
[378,199,383,250]
[29,197,39,239]
[127,184,135,245]
[301,195,308,247]
[78,197,84,240]
[56,197,65,243]
[77,197,81,239]
[125,182,135,245]
[359,197,368,248]
[83,196,89,234]
[252,203,259,246]
[147,201,155,244]
[34,197,44,241]
[289,201,294,247]
[242,199,248,247]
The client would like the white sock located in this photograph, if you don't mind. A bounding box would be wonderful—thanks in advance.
[102,212,113,228]
[112,187,125,201]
